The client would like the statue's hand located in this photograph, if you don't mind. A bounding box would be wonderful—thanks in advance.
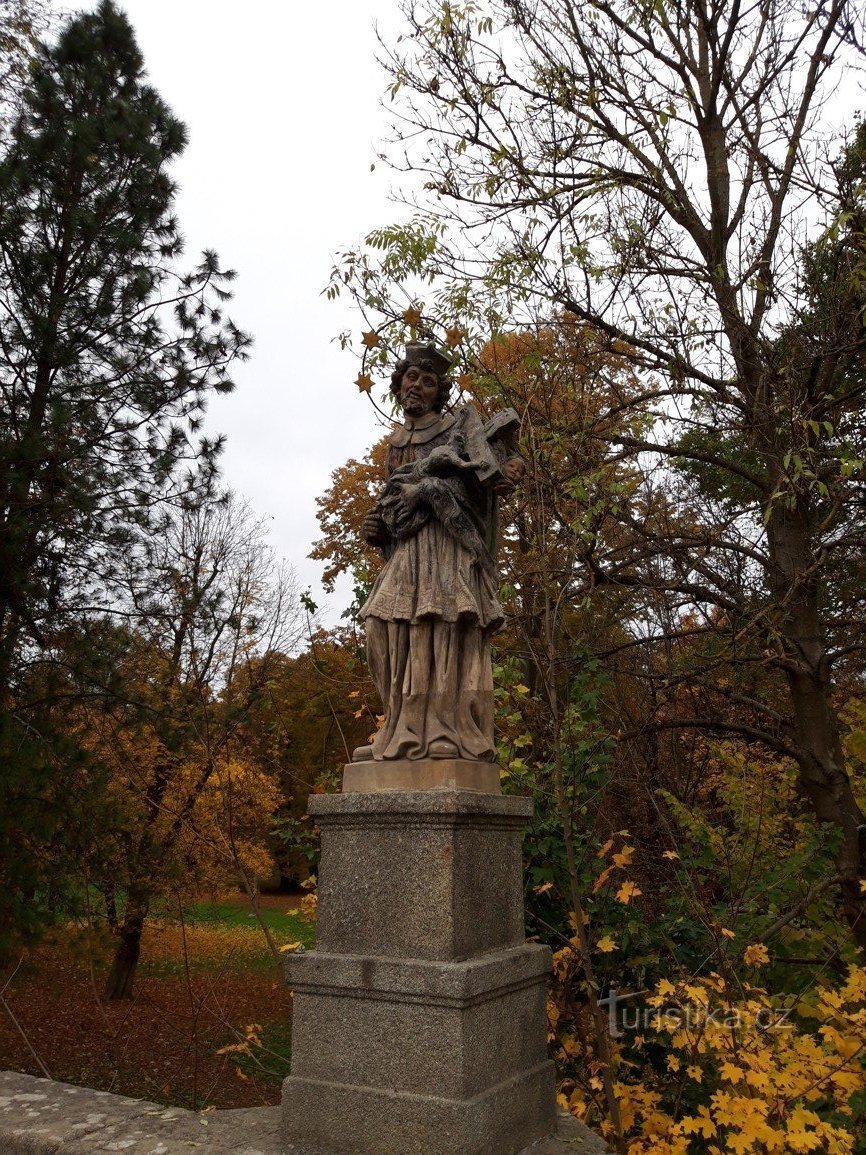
[491,455,525,496]
[393,484,423,534]
[362,508,388,547]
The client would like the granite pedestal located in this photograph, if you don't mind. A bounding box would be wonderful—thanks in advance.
[280,778,557,1154]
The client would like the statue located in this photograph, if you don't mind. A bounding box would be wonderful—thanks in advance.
[353,341,524,763]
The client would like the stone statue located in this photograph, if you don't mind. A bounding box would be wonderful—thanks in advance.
[353,341,524,763]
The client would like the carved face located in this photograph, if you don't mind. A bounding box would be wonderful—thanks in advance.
[399,365,440,418]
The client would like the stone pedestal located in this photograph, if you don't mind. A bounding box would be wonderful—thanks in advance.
[281,784,556,1155]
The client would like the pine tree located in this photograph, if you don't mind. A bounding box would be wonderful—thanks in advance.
[0,0,250,955]
[0,0,250,685]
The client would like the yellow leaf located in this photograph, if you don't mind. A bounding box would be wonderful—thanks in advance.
[596,935,618,953]
[279,941,304,953]
[662,850,680,860]
[788,1107,821,1130]
[612,844,635,868]
[679,1107,715,1138]
[686,1065,703,1083]
[720,927,736,939]
[743,942,769,966]
[533,881,555,895]
[615,880,642,904]
[744,1069,771,1092]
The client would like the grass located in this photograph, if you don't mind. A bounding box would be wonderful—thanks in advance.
[183,899,316,946]
[137,899,316,978]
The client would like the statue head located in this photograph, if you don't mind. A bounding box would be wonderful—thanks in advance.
[390,341,453,416]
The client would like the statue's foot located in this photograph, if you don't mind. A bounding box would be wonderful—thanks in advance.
[351,744,374,762]
[428,739,460,759]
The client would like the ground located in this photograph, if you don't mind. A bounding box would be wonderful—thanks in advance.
[0,893,314,1110]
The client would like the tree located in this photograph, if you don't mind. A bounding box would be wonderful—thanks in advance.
[0,0,249,696]
[331,0,866,949]
[233,631,379,885]
[76,495,304,999]
[310,436,390,612]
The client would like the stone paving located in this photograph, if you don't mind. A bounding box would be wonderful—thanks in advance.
[0,1069,610,1153]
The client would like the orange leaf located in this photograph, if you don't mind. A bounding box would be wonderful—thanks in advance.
[743,942,769,966]
[615,880,642,904]
[612,844,634,868]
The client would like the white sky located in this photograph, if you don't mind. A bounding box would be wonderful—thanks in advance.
[71,0,404,619]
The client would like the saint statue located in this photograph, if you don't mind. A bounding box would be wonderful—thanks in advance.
[353,341,524,763]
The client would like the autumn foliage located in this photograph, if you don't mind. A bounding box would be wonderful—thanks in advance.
[311,313,866,1151]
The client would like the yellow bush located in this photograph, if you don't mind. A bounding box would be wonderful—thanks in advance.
[559,968,866,1154]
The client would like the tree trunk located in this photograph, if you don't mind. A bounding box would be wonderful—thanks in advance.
[104,899,147,1000]
[785,663,866,950]
[766,508,866,952]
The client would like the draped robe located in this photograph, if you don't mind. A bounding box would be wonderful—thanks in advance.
[358,404,504,761]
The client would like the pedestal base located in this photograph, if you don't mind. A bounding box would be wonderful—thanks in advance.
[282,1064,555,1155]
[281,785,557,1154]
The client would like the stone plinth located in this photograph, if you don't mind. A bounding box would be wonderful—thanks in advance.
[281,787,557,1155]
[343,758,501,795]
[313,791,530,961]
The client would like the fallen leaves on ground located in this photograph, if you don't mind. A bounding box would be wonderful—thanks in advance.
[0,894,300,1110]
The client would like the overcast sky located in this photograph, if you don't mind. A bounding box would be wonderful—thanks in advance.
[71,0,405,619]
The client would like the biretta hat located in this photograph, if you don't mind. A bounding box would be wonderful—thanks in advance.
[403,340,453,377]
